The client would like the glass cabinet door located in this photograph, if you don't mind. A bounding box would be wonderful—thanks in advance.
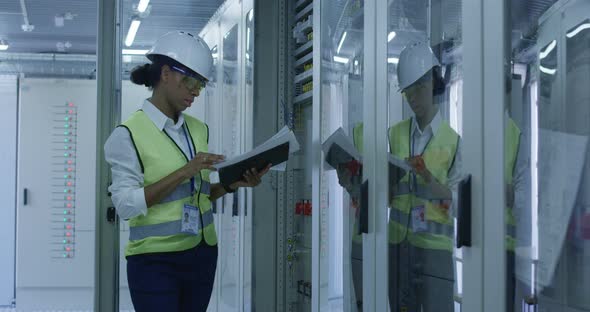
[506,0,590,311]
[318,0,366,311]
[219,21,241,311]
[386,1,464,311]
[243,6,254,311]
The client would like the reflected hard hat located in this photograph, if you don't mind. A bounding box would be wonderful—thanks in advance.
[147,31,213,81]
[397,41,441,91]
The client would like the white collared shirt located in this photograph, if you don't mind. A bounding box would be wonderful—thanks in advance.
[104,99,195,220]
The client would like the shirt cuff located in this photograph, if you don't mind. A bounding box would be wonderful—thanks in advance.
[133,187,148,216]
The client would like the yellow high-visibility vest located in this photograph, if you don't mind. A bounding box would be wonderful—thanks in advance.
[505,118,521,252]
[388,118,459,251]
[121,111,217,257]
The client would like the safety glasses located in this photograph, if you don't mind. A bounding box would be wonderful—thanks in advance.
[170,65,206,93]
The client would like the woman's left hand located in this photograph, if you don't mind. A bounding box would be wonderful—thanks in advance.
[229,164,272,190]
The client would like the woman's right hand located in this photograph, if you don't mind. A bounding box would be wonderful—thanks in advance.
[184,152,226,177]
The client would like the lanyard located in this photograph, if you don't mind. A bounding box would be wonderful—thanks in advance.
[181,125,196,195]
[410,132,418,193]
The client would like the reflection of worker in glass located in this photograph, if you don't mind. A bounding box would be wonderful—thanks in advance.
[388,41,462,312]
[504,77,530,311]
[105,31,270,311]
[335,134,364,310]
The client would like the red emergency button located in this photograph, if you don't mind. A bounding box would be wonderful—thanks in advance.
[303,201,312,216]
[296,201,304,215]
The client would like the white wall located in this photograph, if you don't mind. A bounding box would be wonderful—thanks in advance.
[0,75,17,306]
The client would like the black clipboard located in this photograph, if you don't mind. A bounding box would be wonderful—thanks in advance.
[325,144,357,169]
[218,142,290,187]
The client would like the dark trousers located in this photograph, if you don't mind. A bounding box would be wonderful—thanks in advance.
[126,244,218,312]
[389,243,454,312]
[507,251,516,312]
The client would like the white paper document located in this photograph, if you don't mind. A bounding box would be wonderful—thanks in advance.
[536,129,588,288]
[212,125,300,173]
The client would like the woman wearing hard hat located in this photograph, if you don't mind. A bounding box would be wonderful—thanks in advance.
[387,41,463,312]
[104,31,271,311]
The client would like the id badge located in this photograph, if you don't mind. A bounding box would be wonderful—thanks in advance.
[411,205,428,233]
[181,203,201,235]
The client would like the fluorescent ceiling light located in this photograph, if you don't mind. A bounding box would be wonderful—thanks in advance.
[333,56,349,64]
[122,49,148,55]
[337,32,347,54]
[539,65,556,75]
[387,57,399,64]
[0,40,8,51]
[388,31,396,42]
[539,40,556,60]
[125,19,141,47]
[566,22,590,38]
[137,0,150,13]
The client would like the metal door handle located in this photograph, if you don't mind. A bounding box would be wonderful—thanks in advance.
[107,207,117,224]
[232,192,239,217]
[359,180,369,234]
[456,175,472,248]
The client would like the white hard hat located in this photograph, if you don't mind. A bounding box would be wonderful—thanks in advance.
[397,41,441,91]
[147,31,213,81]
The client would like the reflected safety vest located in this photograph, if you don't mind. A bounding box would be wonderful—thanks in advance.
[505,118,521,252]
[388,119,459,251]
[121,111,217,257]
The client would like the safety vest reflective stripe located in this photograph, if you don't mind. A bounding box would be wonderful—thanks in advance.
[393,182,452,201]
[389,208,454,237]
[393,183,411,196]
[200,180,211,196]
[129,209,215,241]
[160,183,192,204]
[159,181,211,204]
